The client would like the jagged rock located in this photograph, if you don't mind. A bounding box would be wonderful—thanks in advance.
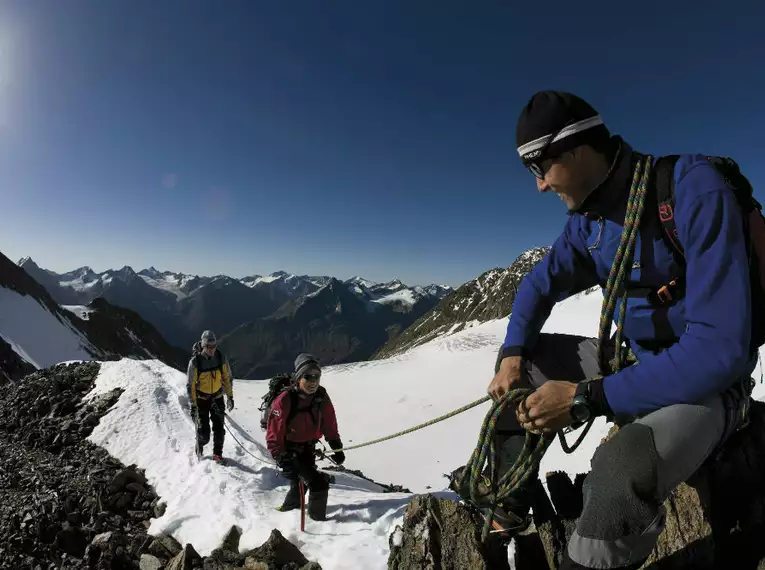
[140,553,163,570]
[221,524,242,553]
[154,500,167,518]
[54,525,87,557]
[165,543,201,570]
[109,467,148,494]
[324,465,411,493]
[516,400,765,570]
[240,529,313,568]
[387,494,510,570]
[148,534,183,557]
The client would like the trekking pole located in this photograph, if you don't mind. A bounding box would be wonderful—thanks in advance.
[299,480,306,532]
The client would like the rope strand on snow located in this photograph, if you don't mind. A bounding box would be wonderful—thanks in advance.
[221,414,277,466]
[324,395,492,454]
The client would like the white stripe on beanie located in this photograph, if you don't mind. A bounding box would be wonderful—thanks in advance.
[517,115,605,158]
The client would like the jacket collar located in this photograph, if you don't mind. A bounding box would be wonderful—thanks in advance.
[576,137,638,218]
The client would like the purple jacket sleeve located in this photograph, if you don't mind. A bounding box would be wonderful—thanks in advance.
[502,216,599,358]
[604,158,753,416]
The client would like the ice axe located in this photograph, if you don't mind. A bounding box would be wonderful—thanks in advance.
[299,480,306,532]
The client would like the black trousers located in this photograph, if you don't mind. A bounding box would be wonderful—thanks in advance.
[283,441,330,492]
[196,396,225,456]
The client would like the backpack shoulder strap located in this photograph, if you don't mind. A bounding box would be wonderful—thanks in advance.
[654,155,685,261]
[285,389,302,425]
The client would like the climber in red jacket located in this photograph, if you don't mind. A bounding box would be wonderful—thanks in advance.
[266,353,345,521]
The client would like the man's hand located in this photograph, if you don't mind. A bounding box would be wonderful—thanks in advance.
[516,381,577,434]
[226,397,234,412]
[488,356,523,401]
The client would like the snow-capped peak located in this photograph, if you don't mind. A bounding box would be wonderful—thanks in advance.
[346,276,378,289]
[138,266,165,279]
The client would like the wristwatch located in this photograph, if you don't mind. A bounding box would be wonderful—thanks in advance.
[569,380,594,424]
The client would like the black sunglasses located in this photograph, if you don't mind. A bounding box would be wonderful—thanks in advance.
[302,372,321,382]
[524,122,571,180]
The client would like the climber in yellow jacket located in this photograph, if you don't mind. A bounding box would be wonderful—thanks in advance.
[187,330,234,463]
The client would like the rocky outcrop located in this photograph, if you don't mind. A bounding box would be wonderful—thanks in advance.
[0,362,323,569]
[387,494,510,570]
[75,297,188,371]
[0,334,35,382]
[518,400,765,569]
[390,400,765,570]
[324,464,411,494]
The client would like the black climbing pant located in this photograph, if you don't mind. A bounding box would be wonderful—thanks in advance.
[196,396,225,456]
[279,441,331,520]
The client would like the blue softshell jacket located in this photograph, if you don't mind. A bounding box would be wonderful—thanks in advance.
[503,139,754,417]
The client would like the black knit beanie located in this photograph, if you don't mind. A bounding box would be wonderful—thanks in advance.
[516,91,611,165]
[294,353,321,380]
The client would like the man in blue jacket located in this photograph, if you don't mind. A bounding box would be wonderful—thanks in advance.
[485,91,758,570]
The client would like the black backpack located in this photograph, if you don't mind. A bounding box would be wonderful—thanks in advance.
[259,373,326,430]
[653,155,765,351]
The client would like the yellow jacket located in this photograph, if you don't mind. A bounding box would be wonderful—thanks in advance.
[187,350,233,405]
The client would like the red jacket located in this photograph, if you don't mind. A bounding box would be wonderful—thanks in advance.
[266,387,340,459]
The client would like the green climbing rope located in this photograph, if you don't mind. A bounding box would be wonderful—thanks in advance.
[459,154,654,542]
[598,155,652,373]
[456,388,554,540]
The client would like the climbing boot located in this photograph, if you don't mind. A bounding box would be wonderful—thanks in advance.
[307,489,329,521]
[276,482,301,512]
[447,466,530,541]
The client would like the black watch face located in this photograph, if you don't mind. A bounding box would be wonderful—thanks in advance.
[571,401,590,423]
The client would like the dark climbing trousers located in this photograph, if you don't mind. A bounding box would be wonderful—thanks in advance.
[494,333,755,570]
[280,441,331,520]
[196,396,225,456]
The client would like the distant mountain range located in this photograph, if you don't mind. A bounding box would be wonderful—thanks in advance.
[220,277,450,378]
[15,249,552,380]
[17,258,454,376]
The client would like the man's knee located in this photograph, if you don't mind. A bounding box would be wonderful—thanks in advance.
[569,423,664,568]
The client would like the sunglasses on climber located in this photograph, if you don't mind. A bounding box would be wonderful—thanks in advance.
[302,372,321,382]
[523,123,569,180]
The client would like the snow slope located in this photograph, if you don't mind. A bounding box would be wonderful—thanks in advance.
[83,287,765,569]
[0,288,93,368]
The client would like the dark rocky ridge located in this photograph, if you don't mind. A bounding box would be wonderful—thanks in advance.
[0,361,322,569]
[0,250,189,379]
[374,247,551,359]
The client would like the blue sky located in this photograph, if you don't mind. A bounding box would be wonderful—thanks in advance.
[0,1,763,287]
